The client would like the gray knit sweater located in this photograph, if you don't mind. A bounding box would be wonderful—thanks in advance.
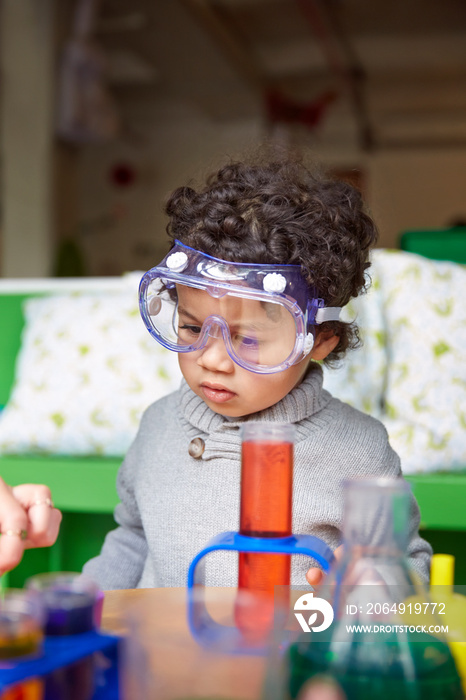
[83,365,432,589]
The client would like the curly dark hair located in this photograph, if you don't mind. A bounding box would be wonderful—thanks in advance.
[164,157,378,365]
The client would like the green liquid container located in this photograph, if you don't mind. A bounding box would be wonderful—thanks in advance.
[285,478,463,700]
[288,629,462,700]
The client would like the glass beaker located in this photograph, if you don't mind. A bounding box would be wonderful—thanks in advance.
[26,572,100,636]
[235,423,294,638]
[0,589,44,700]
[0,589,44,661]
[26,572,101,700]
[285,478,463,700]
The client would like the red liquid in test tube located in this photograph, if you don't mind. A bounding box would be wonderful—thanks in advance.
[235,423,294,640]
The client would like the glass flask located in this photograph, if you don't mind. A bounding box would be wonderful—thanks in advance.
[286,478,463,700]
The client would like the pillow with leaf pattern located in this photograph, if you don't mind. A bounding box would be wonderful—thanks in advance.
[0,289,182,455]
[322,265,387,420]
[372,249,466,473]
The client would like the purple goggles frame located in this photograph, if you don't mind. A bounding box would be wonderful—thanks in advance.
[139,241,341,374]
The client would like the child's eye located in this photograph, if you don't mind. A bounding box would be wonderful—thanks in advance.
[236,334,259,348]
[179,323,202,335]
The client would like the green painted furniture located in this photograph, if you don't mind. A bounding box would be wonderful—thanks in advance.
[399,228,466,582]
[400,226,466,264]
[0,284,120,587]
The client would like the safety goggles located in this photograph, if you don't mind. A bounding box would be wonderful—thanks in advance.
[139,241,341,374]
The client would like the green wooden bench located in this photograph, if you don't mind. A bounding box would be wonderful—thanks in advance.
[400,226,466,264]
[0,287,120,587]
[399,227,466,582]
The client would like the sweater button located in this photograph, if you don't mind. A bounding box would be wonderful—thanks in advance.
[188,437,205,459]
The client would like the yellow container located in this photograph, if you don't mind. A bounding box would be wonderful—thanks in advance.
[430,554,466,695]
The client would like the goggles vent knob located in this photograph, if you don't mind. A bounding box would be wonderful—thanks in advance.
[207,286,227,298]
[303,332,314,355]
[166,251,188,272]
[148,296,162,315]
[263,273,287,294]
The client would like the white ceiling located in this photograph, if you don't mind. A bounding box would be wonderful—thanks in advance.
[96,0,466,149]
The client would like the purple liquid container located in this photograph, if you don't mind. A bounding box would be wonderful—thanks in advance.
[26,572,101,700]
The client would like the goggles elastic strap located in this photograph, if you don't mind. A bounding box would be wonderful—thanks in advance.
[315,307,341,323]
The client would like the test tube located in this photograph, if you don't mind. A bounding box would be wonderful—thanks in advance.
[235,423,294,638]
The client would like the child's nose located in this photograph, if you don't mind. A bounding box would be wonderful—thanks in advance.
[197,334,235,373]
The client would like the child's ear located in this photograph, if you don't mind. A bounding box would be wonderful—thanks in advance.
[310,331,340,361]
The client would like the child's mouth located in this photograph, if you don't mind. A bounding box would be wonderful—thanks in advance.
[201,384,236,403]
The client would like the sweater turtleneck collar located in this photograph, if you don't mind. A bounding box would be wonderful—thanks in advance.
[178,363,332,460]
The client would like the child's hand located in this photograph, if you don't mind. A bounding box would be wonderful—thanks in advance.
[0,478,62,575]
[306,544,344,586]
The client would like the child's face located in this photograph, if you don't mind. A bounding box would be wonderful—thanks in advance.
[176,286,312,417]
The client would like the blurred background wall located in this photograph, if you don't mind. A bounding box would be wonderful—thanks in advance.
[1,0,466,277]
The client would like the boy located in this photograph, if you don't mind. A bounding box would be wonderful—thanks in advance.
[84,158,431,589]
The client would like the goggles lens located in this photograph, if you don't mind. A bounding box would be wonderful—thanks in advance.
[140,240,341,374]
[144,279,299,371]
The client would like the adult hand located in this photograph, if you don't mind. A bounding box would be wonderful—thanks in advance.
[0,477,62,575]
[306,544,344,587]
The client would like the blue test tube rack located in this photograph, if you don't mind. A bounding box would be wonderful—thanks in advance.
[186,531,334,653]
[0,631,121,699]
